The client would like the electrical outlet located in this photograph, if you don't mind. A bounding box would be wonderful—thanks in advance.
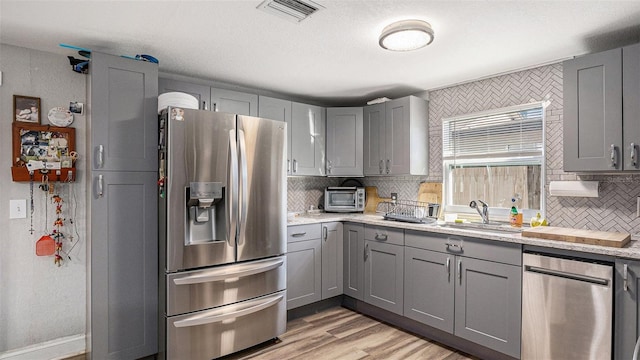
[10,199,27,219]
[391,192,398,201]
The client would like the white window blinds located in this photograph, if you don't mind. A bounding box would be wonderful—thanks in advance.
[442,103,544,161]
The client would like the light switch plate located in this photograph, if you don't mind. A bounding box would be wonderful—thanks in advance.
[10,199,27,219]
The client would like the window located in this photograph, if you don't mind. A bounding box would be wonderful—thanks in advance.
[442,103,545,221]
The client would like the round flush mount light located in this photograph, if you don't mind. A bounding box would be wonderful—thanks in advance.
[379,19,434,51]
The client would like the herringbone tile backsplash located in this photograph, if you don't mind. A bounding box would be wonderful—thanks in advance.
[290,63,640,235]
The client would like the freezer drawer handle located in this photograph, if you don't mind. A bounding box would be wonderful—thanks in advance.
[524,265,610,286]
[173,293,284,328]
[173,257,284,285]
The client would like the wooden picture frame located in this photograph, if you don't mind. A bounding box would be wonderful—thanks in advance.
[14,95,41,124]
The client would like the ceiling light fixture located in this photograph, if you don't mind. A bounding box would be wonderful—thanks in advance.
[379,19,434,51]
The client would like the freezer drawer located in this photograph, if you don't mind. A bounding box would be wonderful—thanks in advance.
[166,290,286,360]
[166,256,286,316]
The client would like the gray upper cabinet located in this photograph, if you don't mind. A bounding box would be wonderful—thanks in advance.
[326,107,363,177]
[90,171,158,360]
[615,259,640,360]
[158,78,211,110]
[343,223,365,300]
[258,96,293,175]
[363,227,404,315]
[291,101,326,176]
[321,222,344,299]
[563,45,640,171]
[211,87,258,116]
[363,96,428,176]
[404,246,454,333]
[90,52,158,172]
[286,224,322,310]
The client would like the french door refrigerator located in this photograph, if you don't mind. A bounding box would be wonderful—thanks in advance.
[159,107,287,360]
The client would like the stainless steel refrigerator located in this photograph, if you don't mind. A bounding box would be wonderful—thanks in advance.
[158,107,287,360]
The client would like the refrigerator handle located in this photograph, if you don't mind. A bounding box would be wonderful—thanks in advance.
[228,130,239,247]
[237,129,248,246]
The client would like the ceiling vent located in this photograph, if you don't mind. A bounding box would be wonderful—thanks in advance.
[257,0,323,23]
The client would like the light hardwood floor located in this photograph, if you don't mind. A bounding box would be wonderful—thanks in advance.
[224,306,477,360]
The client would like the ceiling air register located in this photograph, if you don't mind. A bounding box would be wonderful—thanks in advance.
[257,0,323,22]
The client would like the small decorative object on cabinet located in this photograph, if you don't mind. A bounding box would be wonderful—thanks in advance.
[11,122,76,182]
[14,95,41,124]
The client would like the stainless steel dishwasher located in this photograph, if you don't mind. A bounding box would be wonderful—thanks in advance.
[521,252,613,360]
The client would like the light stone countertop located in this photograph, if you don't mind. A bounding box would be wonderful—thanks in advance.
[288,213,640,260]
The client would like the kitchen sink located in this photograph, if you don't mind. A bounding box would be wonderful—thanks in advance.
[438,221,523,234]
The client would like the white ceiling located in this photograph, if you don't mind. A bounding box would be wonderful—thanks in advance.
[2,1,640,106]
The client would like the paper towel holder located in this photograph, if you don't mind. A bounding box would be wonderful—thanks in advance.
[549,180,599,198]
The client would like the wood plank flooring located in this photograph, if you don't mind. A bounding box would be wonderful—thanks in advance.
[224,306,477,360]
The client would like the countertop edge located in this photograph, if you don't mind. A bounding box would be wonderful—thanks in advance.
[287,213,640,260]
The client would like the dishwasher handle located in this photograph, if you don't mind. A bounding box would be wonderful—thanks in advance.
[524,265,610,286]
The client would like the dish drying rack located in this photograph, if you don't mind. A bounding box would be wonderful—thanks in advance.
[379,199,440,224]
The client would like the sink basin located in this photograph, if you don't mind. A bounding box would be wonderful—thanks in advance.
[438,221,523,234]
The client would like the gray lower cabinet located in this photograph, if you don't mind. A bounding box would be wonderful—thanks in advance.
[158,77,211,110]
[321,222,344,299]
[404,247,455,333]
[326,107,363,176]
[363,226,404,315]
[211,87,258,116]
[286,225,322,310]
[343,222,365,300]
[615,259,640,360]
[90,171,158,359]
[454,256,521,358]
[404,230,521,358]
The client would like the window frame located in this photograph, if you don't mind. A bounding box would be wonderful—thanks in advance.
[441,102,546,222]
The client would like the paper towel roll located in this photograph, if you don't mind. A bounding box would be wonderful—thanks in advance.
[549,181,599,197]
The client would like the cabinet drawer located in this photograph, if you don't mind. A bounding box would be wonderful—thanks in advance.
[364,225,404,245]
[287,224,321,243]
[405,230,521,266]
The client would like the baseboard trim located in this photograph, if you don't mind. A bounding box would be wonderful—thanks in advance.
[0,334,85,360]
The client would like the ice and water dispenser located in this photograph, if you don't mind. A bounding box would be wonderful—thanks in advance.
[185,181,225,244]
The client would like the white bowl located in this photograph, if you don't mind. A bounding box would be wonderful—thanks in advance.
[158,92,199,114]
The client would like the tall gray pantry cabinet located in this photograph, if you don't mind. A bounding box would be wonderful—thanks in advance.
[87,52,158,359]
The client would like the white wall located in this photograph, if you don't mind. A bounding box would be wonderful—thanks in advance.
[0,44,87,357]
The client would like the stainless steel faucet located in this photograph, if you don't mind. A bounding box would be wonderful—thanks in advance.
[470,200,489,224]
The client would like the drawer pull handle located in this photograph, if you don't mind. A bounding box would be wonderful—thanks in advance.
[291,232,306,237]
[374,233,388,241]
[446,242,463,251]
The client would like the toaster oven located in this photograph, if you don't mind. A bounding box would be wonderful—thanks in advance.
[324,187,365,213]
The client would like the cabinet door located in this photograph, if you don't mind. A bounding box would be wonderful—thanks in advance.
[404,247,454,333]
[343,223,365,300]
[259,96,292,175]
[614,259,640,360]
[454,257,521,358]
[286,238,322,310]
[211,87,258,116]
[364,240,404,315]
[326,107,363,176]
[321,222,344,299]
[385,97,411,175]
[158,78,211,110]
[290,102,326,176]
[563,48,622,171]
[90,171,158,360]
[363,103,385,175]
[623,43,640,170]
[90,52,158,172]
